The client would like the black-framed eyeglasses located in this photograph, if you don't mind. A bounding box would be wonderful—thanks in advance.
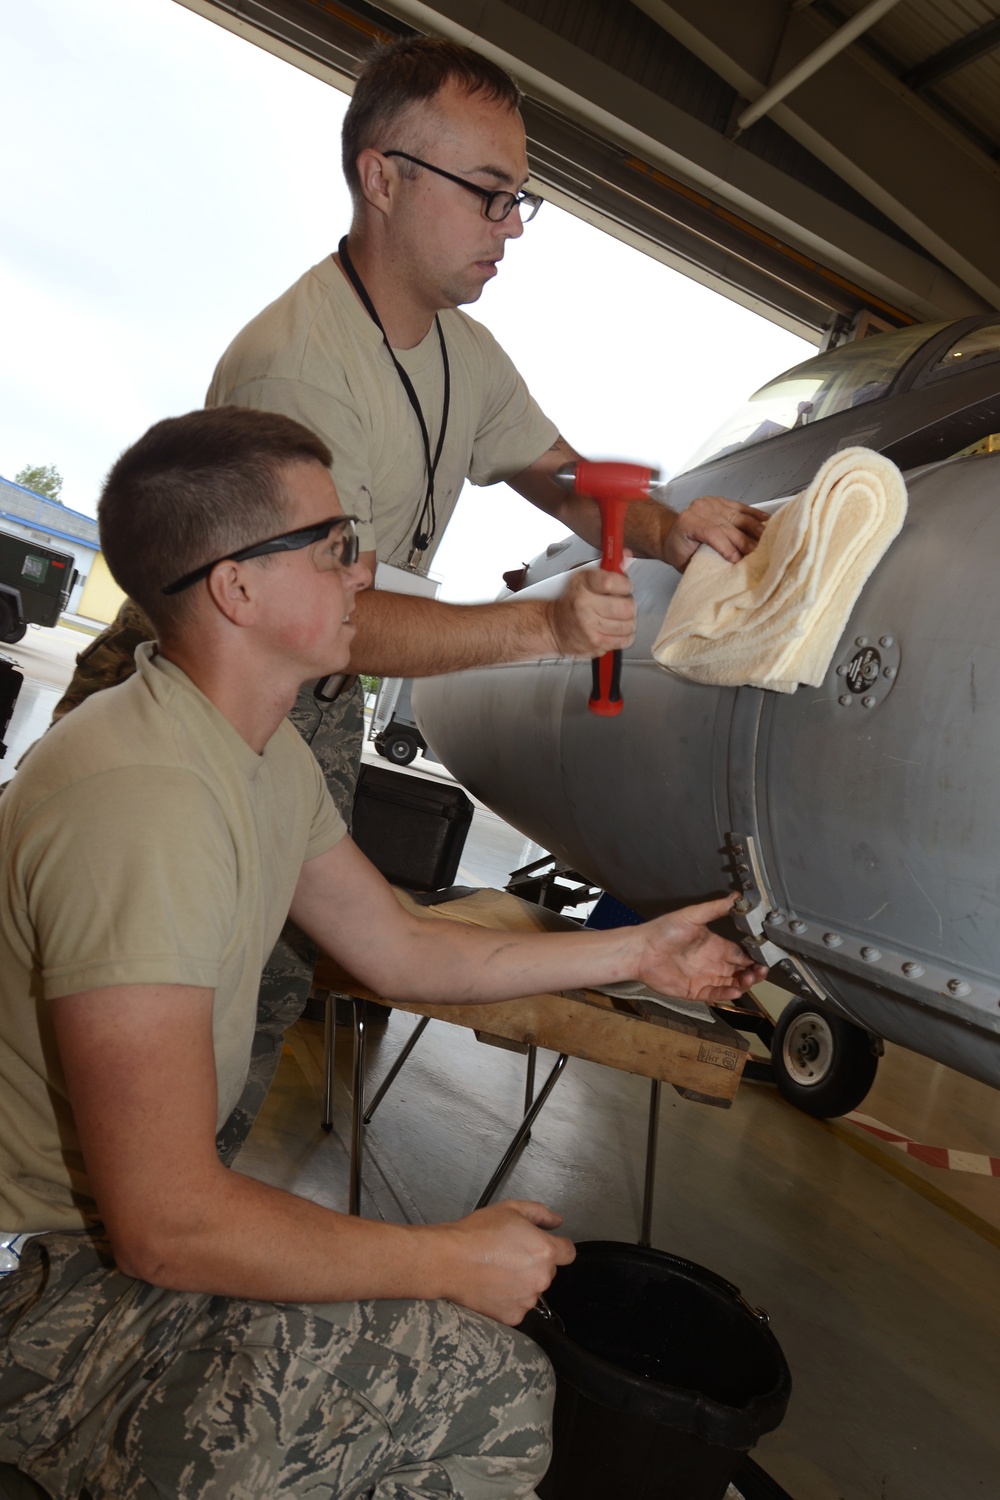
[162,515,360,596]
[383,151,542,223]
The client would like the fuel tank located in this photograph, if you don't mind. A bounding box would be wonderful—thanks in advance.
[413,452,1000,1090]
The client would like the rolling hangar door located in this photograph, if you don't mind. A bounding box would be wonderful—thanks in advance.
[175,0,1000,343]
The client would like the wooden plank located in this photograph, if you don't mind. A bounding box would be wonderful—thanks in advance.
[389,993,746,1100]
[314,967,747,1102]
[312,888,749,1102]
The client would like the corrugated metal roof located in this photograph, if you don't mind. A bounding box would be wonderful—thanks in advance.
[502,0,928,250]
[825,0,1000,154]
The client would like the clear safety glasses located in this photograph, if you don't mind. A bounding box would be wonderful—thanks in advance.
[162,515,360,595]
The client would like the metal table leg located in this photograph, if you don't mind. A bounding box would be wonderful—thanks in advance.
[523,1044,537,1141]
[639,1078,661,1248]
[475,1052,568,1209]
[326,993,665,1237]
[321,993,335,1132]
[348,997,367,1216]
[364,1015,431,1124]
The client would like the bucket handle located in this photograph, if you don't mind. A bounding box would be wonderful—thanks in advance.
[736,1292,770,1324]
[534,1296,565,1331]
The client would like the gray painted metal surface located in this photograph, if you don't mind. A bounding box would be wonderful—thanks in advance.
[413,450,1000,1091]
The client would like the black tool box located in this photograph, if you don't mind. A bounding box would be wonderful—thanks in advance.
[0,654,23,760]
[352,764,474,891]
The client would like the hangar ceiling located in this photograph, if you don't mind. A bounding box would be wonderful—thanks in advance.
[176,0,1000,344]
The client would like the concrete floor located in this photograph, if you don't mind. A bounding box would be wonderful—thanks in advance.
[241,911,1000,1500]
[7,628,1000,1498]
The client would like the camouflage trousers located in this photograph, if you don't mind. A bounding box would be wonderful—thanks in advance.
[215,676,365,1167]
[0,1232,553,1500]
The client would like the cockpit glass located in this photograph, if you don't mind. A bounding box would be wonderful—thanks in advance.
[925,322,1000,381]
[676,321,950,475]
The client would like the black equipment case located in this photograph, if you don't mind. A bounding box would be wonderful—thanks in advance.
[351,764,473,891]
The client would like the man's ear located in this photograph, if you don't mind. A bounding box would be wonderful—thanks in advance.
[355,148,394,216]
[205,561,256,626]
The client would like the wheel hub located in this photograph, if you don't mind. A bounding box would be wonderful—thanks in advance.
[783,1013,834,1086]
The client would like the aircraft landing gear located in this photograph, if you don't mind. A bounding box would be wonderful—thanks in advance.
[769,1000,879,1118]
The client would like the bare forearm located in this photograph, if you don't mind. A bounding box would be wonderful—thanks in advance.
[119,1164,455,1303]
[346,567,635,675]
[346,588,559,675]
[511,438,768,570]
[292,852,639,1004]
[509,439,678,561]
[56,982,570,1323]
[292,844,762,1018]
[355,917,640,1005]
[121,1170,572,1326]
[312,897,761,1014]
[622,498,679,559]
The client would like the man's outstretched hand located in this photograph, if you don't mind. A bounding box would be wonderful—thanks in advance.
[634,894,767,1002]
[663,496,769,572]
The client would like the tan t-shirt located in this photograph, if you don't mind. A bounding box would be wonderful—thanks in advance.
[0,645,344,1232]
[206,254,559,566]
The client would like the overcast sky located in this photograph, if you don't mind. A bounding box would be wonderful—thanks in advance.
[0,0,813,601]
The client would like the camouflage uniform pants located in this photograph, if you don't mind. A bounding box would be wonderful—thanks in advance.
[215,676,364,1166]
[0,1233,553,1500]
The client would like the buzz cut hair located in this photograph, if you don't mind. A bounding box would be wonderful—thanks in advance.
[342,36,522,201]
[98,406,332,632]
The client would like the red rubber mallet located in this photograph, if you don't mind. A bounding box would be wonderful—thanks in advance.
[554,460,659,716]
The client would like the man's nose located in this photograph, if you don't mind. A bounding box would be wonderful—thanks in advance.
[346,557,374,593]
[499,204,525,240]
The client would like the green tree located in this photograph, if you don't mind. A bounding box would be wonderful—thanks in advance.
[14,464,63,502]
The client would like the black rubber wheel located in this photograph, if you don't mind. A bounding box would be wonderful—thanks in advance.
[0,600,25,644]
[385,733,418,766]
[770,999,879,1118]
[373,741,388,758]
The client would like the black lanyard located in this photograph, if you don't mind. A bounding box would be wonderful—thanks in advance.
[337,237,450,560]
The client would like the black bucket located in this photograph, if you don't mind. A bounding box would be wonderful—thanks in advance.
[521,1241,791,1500]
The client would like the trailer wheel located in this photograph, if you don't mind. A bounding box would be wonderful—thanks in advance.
[771,999,878,1119]
[385,732,419,766]
[0,599,25,644]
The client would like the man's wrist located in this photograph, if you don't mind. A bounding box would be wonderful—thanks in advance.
[624,501,678,564]
[618,925,646,986]
[505,596,561,660]
[409,1222,465,1303]
[657,506,684,567]
[585,925,647,989]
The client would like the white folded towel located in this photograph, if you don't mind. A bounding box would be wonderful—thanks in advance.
[652,446,907,693]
